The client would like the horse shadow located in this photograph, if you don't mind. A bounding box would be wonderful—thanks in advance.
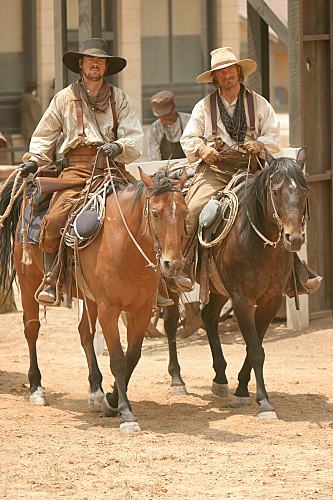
[39,384,333,441]
[0,369,29,395]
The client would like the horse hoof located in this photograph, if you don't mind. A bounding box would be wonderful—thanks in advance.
[171,384,187,395]
[88,388,104,412]
[231,395,251,408]
[212,382,228,397]
[120,421,141,434]
[30,387,48,406]
[258,410,278,421]
[101,396,118,418]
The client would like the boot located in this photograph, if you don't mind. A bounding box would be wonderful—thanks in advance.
[285,254,322,298]
[156,278,174,308]
[37,251,59,305]
[166,272,194,293]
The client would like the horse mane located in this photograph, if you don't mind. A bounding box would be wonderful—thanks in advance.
[131,169,183,209]
[239,157,310,246]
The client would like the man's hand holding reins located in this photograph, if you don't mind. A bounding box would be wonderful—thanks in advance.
[196,144,222,165]
[101,142,122,160]
[243,140,264,155]
[19,160,38,178]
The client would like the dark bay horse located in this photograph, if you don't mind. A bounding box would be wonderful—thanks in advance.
[0,169,187,433]
[164,148,310,420]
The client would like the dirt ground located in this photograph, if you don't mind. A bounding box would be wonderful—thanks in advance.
[0,289,332,500]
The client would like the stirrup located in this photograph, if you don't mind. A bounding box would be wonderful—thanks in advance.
[157,292,174,308]
[35,277,61,307]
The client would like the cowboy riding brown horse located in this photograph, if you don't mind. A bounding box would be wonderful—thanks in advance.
[0,168,187,433]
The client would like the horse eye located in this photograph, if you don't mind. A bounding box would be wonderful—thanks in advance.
[151,211,159,219]
[272,189,278,197]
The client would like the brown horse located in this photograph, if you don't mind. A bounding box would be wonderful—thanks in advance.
[0,168,187,433]
[164,148,310,421]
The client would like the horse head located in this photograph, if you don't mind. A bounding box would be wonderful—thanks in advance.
[265,147,310,252]
[140,168,188,277]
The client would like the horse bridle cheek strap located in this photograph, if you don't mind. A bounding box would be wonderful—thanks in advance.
[247,175,283,248]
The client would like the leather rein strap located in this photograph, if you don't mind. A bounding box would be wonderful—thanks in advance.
[210,88,255,136]
[73,82,118,140]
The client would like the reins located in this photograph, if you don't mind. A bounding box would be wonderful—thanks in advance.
[247,171,283,248]
[104,153,163,272]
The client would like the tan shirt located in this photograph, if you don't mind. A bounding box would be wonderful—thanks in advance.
[23,83,143,166]
[180,87,280,164]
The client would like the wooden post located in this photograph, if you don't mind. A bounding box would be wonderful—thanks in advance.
[78,0,102,49]
[247,1,270,100]
[53,0,68,92]
[278,148,309,329]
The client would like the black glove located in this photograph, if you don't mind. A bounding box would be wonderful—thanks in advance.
[19,160,38,178]
[101,142,122,160]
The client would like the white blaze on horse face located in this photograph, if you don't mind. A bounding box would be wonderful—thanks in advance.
[172,201,177,219]
[290,179,297,189]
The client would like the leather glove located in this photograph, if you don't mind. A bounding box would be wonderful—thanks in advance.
[101,142,122,160]
[243,140,264,155]
[19,160,38,178]
[196,144,222,165]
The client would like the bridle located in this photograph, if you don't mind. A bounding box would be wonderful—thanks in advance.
[106,155,182,272]
[247,169,309,248]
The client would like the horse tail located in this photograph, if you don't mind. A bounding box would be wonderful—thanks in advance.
[0,177,24,292]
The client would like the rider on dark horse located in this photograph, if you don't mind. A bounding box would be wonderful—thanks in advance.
[19,38,145,306]
[175,46,321,297]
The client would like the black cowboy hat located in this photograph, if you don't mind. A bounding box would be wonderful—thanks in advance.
[62,38,126,76]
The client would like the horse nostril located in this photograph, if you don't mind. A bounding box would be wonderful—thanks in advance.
[164,260,171,270]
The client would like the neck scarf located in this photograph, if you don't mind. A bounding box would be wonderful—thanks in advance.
[216,84,247,143]
[78,78,111,113]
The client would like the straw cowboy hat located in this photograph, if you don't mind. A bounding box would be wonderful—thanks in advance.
[63,38,126,76]
[197,47,257,84]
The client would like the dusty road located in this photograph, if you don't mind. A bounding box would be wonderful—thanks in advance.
[0,292,332,500]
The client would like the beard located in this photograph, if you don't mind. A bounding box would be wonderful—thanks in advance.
[83,68,104,81]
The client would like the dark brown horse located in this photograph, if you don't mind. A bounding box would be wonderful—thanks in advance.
[164,148,310,420]
[0,169,187,433]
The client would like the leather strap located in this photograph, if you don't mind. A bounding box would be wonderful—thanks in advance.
[73,82,118,141]
[245,88,255,131]
[210,91,218,135]
[109,85,118,139]
[73,82,84,140]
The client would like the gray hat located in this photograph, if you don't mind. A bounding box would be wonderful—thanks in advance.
[62,38,126,76]
[150,90,175,117]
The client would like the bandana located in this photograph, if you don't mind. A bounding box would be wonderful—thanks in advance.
[217,84,247,143]
[78,78,111,113]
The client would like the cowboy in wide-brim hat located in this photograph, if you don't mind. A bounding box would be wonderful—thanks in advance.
[197,47,257,84]
[62,38,126,76]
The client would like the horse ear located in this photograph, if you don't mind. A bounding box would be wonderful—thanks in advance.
[264,148,275,166]
[296,146,307,170]
[178,169,187,191]
[139,167,154,187]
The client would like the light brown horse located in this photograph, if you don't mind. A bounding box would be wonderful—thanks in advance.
[0,169,187,433]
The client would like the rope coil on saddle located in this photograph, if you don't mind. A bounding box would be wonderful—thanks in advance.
[198,190,239,248]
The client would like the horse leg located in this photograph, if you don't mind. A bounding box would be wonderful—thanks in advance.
[98,305,140,433]
[164,291,187,394]
[201,292,229,397]
[233,294,282,420]
[232,295,277,418]
[18,266,47,406]
[78,300,104,411]
[102,306,153,431]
